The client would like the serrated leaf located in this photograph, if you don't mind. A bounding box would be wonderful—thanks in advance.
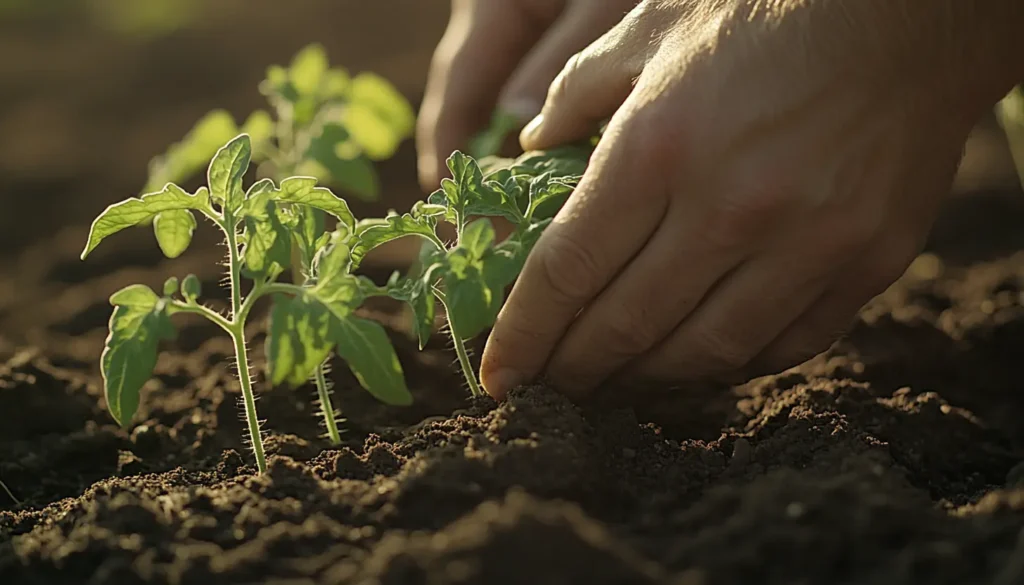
[207,134,251,213]
[143,109,239,193]
[267,176,356,230]
[82,183,209,259]
[446,151,485,207]
[153,209,197,258]
[109,284,160,308]
[266,294,335,387]
[526,172,575,221]
[349,211,438,269]
[305,123,379,200]
[513,144,592,179]
[290,43,328,96]
[333,317,411,405]
[101,303,175,426]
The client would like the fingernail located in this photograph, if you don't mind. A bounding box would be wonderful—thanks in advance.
[520,113,545,146]
[482,367,525,400]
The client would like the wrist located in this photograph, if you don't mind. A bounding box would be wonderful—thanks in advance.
[838,0,1024,118]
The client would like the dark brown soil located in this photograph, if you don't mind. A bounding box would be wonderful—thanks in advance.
[3,3,1024,584]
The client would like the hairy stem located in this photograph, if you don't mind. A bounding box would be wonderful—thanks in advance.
[436,293,482,397]
[230,328,267,473]
[225,216,268,474]
[0,478,18,505]
[314,365,342,445]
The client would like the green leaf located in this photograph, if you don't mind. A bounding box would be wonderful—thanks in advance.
[387,273,438,349]
[460,218,495,257]
[82,183,209,259]
[316,277,364,319]
[349,210,438,269]
[109,284,160,308]
[242,198,291,278]
[153,209,197,258]
[101,302,175,426]
[513,144,592,180]
[321,69,351,99]
[266,294,335,387]
[143,109,239,193]
[526,172,574,221]
[441,218,518,339]
[444,254,503,340]
[181,274,201,300]
[270,176,356,229]
[162,277,179,297]
[292,207,328,272]
[207,134,252,213]
[333,317,411,405]
[259,64,300,104]
[304,122,379,200]
[289,43,328,96]
[241,110,274,156]
[345,72,415,160]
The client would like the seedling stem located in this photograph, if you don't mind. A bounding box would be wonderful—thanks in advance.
[314,366,343,444]
[0,479,18,505]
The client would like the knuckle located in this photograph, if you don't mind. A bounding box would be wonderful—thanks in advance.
[700,195,780,250]
[535,231,604,302]
[547,51,585,104]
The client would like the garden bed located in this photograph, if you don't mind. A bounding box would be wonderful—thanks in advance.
[2,186,1024,585]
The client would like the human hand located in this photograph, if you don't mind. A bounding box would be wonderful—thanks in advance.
[480,0,1024,400]
[416,0,640,190]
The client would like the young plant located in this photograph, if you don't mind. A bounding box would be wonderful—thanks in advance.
[137,43,415,445]
[81,134,411,473]
[338,142,596,394]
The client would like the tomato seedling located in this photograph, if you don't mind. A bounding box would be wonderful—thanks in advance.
[137,43,415,446]
[82,134,412,474]
[337,142,595,394]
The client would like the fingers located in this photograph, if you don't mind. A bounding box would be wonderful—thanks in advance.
[499,0,640,126]
[745,236,922,376]
[416,0,563,190]
[519,2,655,150]
[479,114,666,400]
[627,252,831,384]
[541,204,751,398]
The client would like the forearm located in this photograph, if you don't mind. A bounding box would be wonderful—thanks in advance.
[743,0,1024,115]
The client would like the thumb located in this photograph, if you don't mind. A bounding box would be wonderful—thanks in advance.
[518,7,650,151]
[497,0,639,127]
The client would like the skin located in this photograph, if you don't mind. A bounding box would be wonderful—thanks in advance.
[419,0,1024,402]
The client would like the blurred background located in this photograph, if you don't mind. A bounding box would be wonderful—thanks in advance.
[0,0,447,252]
[0,0,1020,356]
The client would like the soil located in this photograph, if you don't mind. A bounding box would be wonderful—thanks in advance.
[3,3,1024,584]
